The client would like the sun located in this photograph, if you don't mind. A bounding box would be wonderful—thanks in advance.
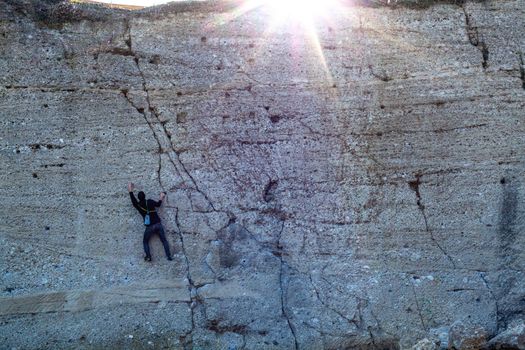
[221,0,345,82]
[235,0,342,26]
[265,0,339,23]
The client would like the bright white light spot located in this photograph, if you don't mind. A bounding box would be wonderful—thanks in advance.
[264,0,338,23]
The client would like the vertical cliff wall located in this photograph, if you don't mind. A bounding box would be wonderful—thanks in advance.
[1,0,524,348]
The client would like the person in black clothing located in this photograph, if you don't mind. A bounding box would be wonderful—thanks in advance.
[128,182,172,262]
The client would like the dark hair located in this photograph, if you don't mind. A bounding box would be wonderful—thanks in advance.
[138,191,146,201]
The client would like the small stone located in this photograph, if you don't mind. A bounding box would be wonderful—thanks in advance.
[448,321,488,350]
[487,320,525,350]
[410,338,438,350]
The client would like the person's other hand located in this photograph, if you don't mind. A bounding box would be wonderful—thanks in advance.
[128,182,134,192]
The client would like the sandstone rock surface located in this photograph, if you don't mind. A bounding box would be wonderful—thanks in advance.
[1,0,524,349]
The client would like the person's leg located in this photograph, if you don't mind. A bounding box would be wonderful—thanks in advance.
[143,226,153,261]
[157,223,172,260]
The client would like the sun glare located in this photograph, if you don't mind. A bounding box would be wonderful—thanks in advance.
[267,0,337,22]
[237,0,342,25]
[222,0,345,83]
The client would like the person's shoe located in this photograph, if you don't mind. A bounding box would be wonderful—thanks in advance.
[167,256,173,261]
[144,256,152,262]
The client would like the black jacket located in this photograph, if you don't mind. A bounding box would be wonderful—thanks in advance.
[129,192,162,225]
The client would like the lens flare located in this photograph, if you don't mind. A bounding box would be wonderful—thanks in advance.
[231,0,342,26]
[264,0,338,24]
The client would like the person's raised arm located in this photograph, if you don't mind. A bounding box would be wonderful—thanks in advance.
[155,192,166,207]
[128,182,140,210]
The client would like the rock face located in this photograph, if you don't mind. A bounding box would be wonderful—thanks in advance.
[1,0,524,349]
[487,320,525,350]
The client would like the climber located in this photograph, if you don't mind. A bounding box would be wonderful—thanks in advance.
[128,182,172,262]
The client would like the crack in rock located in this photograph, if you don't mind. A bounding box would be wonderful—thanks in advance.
[462,5,489,70]
[175,208,196,349]
[479,272,500,334]
[408,173,457,268]
[120,88,164,189]
[308,274,361,330]
[125,18,217,211]
[518,52,525,90]
[410,277,428,332]
[276,220,299,350]
[368,65,392,82]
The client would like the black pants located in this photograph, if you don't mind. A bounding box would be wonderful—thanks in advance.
[143,223,171,259]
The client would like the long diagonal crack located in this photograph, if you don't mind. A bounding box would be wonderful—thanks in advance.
[125,19,217,211]
[120,89,164,190]
[408,174,457,268]
[124,19,203,348]
[276,220,299,350]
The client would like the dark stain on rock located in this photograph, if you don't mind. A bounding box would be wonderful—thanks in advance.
[408,173,424,210]
[269,115,280,123]
[481,42,489,69]
[177,111,188,124]
[369,65,392,82]
[149,54,160,64]
[260,207,290,221]
[217,223,248,268]
[200,36,207,43]
[104,47,133,57]
[207,319,247,334]
[518,52,525,90]
[29,144,65,151]
[263,179,278,202]
[498,175,519,265]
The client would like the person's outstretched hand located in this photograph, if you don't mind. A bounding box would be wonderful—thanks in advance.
[128,182,134,192]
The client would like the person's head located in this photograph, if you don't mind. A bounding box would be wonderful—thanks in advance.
[138,191,146,201]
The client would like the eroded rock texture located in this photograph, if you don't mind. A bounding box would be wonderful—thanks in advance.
[1,0,524,348]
